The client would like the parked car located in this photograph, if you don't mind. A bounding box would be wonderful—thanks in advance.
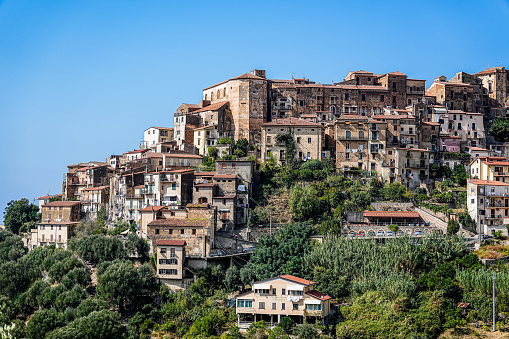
[376,231,385,237]
[415,230,422,235]
[387,231,394,237]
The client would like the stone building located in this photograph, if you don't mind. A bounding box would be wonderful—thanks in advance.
[474,67,509,117]
[155,239,191,290]
[202,70,268,144]
[335,115,386,174]
[261,118,323,164]
[426,78,475,113]
[381,148,434,190]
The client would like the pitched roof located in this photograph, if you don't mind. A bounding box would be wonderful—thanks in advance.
[162,153,203,159]
[422,121,440,126]
[363,211,420,218]
[203,73,266,90]
[82,185,108,191]
[306,290,332,301]
[156,240,186,246]
[280,274,315,285]
[468,179,509,186]
[38,195,51,200]
[372,115,415,120]
[43,201,81,207]
[190,101,229,114]
[148,218,209,227]
[214,174,237,179]
[261,118,322,127]
[195,171,216,176]
[194,183,216,187]
[385,71,407,77]
[140,206,166,212]
[212,195,236,199]
[467,147,490,152]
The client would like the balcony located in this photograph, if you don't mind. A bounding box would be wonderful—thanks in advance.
[406,162,428,168]
[274,106,292,111]
[406,89,424,95]
[125,194,142,199]
[389,172,396,178]
[145,177,155,184]
[161,175,176,182]
[486,201,509,208]
[494,172,509,176]
[141,188,154,194]
[383,162,396,167]
[486,192,509,197]
[370,148,378,153]
[337,136,368,141]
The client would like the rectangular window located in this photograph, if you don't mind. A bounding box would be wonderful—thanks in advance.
[282,303,285,310]
[159,269,178,275]
[297,137,301,143]
[181,229,184,235]
[192,229,196,235]
[272,288,276,295]
[361,94,366,101]
[259,302,265,309]
[155,229,160,235]
[272,303,276,310]
[159,259,178,265]
[160,247,166,253]
[345,93,349,100]
[299,100,305,107]
[237,300,253,308]
[255,289,270,294]
[172,183,176,190]
[380,95,384,102]
[293,303,299,310]
[282,288,286,295]
[305,304,322,311]
[289,290,303,296]
[308,138,311,143]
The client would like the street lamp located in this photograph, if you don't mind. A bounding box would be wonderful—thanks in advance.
[493,275,496,332]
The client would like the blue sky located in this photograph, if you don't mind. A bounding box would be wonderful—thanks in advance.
[1,0,509,218]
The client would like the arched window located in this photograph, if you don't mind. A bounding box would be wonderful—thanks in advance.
[223,88,226,97]
[205,94,208,100]
[217,90,220,99]
[211,92,214,101]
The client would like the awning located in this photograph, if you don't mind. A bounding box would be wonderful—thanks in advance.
[304,300,322,305]
[238,185,246,192]
[434,108,447,114]
[253,284,271,290]
[287,285,304,291]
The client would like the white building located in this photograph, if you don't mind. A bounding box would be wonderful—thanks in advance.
[467,179,509,236]
[141,127,174,149]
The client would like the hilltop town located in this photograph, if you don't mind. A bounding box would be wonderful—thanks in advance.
[3,66,509,338]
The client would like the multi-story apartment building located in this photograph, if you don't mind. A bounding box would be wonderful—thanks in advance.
[236,274,332,328]
[427,78,475,113]
[470,156,509,183]
[81,185,109,219]
[155,240,193,290]
[142,170,194,209]
[467,179,509,236]
[36,194,61,213]
[335,115,386,174]
[261,118,322,164]
[419,121,440,152]
[30,201,81,250]
[381,148,434,190]
[141,127,174,149]
[63,162,113,201]
[124,185,144,223]
[432,108,485,148]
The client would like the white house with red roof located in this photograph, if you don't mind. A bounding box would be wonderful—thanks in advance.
[235,274,332,328]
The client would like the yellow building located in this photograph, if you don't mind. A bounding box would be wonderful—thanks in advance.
[470,156,509,183]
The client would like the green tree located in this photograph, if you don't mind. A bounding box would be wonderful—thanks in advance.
[383,182,408,201]
[96,260,144,310]
[46,309,124,339]
[25,308,62,339]
[488,117,509,142]
[452,164,468,186]
[125,233,149,262]
[369,178,384,198]
[319,219,342,235]
[292,323,319,339]
[3,198,39,234]
[224,265,242,292]
[447,219,460,235]
[239,267,256,288]
[69,234,126,264]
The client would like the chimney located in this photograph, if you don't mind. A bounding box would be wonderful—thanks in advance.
[251,69,266,78]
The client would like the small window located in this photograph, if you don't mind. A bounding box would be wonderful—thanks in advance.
[293,303,299,310]
[155,229,160,235]
[281,303,285,310]
[259,302,265,309]
[345,93,349,100]
[160,247,166,253]
[181,229,184,234]
[272,303,276,310]
[308,138,311,143]
[272,288,276,295]
[282,288,286,295]
[192,229,196,235]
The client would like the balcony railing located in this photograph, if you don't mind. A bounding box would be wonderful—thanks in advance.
[494,172,509,176]
[125,194,142,199]
[486,192,509,197]
[161,175,176,182]
[486,201,509,208]
[406,162,428,168]
[337,136,368,141]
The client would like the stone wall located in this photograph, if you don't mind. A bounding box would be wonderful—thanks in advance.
[481,255,509,268]
[370,202,414,211]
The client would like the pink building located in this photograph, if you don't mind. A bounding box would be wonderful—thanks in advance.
[440,136,461,152]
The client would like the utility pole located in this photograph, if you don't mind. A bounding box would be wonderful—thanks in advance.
[269,210,272,236]
[493,275,496,332]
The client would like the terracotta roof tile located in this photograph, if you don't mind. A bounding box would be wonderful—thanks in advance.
[190,101,229,114]
[140,206,166,212]
[194,183,216,187]
[306,290,332,301]
[372,115,415,120]
[38,195,51,200]
[156,240,186,246]
[363,211,420,218]
[148,218,209,227]
[468,179,509,186]
[43,201,81,207]
[280,274,315,285]
[82,185,108,191]
[195,171,216,176]
[214,174,237,179]
[203,73,266,90]
[212,195,236,199]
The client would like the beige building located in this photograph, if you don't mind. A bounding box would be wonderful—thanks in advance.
[381,148,434,190]
[261,118,322,164]
[193,125,220,156]
[155,239,193,290]
[236,274,332,328]
[30,201,82,250]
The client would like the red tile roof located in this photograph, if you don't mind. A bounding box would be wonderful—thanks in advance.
[125,149,151,154]
[306,290,332,301]
[213,195,236,199]
[486,161,509,166]
[280,274,315,285]
[385,71,407,77]
[148,218,209,227]
[140,206,166,212]
[38,195,51,200]
[468,147,490,152]
[363,211,420,218]
[163,153,203,159]
[156,240,186,246]
[372,115,415,120]
[262,118,322,127]
[398,147,432,152]
[191,101,229,114]
[434,82,474,88]
[43,201,81,207]
[468,179,509,186]
[82,185,108,191]
[422,121,440,126]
